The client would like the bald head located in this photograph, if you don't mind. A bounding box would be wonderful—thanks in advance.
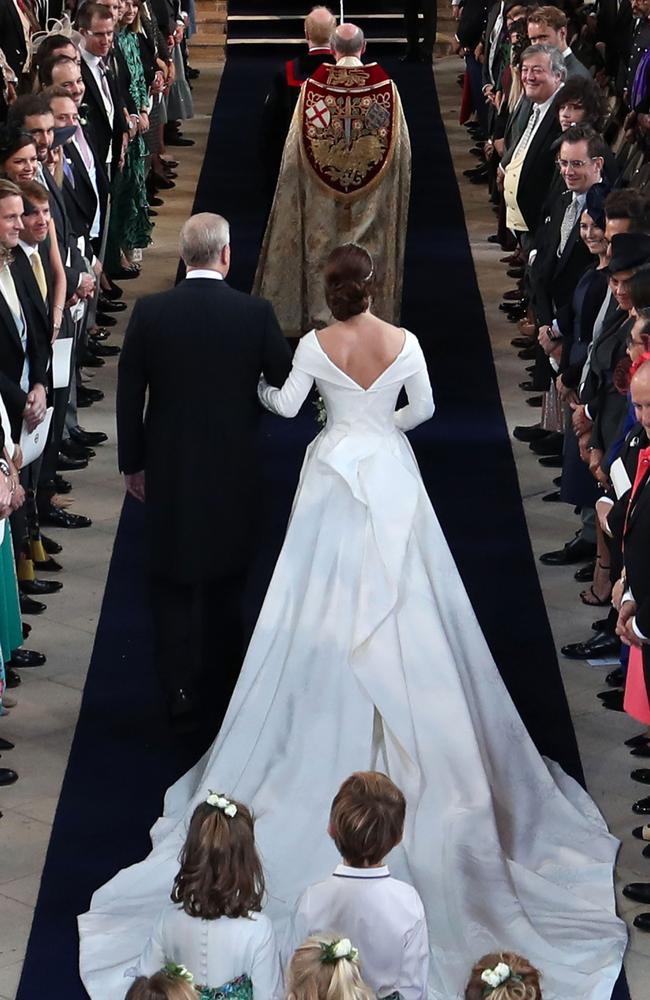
[331,22,365,58]
[180,212,230,272]
[631,359,650,433]
[305,6,336,47]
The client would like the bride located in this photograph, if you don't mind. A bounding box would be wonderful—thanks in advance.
[79,244,626,1000]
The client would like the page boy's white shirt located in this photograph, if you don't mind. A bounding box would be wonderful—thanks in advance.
[290,864,429,1000]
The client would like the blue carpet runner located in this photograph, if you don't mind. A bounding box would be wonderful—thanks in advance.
[16,49,630,1000]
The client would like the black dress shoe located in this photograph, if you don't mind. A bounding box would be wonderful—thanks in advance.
[39,505,92,529]
[0,737,14,750]
[513,425,548,443]
[34,556,62,572]
[101,280,123,300]
[148,195,164,207]
[0,768,18,786]
[41,534,61,555]
[526,396,543,407]
[538,455,564,468]
[56,453,88,472]
[77,385,104,403]
[80,350,105,368]
[542,490,561,502]
[540,534,596,566]
[626,734,650,748]
[601,690,624,711]
[606,667,625,687]
[633,912,650,931]
[530,432,564,456]
[89,342,120,357]
[622,882,650,902]
[69,427,108,447]
[108,266,139,280]
[9,648,46,668]
[561,631,620,660]
[468,170,489,185]
[512,337,534,349]
[165,135,193,147]
[518,346,537,360]
[631,745,650,758]
[632,769,650,784]
[632,796,650,814]
[94,312,117,327]
[61,439,95,460]
[97,296,127,313]
[152,173,175,189]
[89,327,111,341]
[574,560,596,582]
[20,578,63,596]
[519,380,535,391]
[5,667,21,688]
[633,824,650,839]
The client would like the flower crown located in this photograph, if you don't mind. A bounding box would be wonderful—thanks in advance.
[205,791,237,817]
[481,963,521,995]
[162,962,194,984]
[319,938,359,965]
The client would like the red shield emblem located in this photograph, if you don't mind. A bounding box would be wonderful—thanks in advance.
[300,63,396,200]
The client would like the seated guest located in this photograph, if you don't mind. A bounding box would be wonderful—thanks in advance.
[135,794,282,999]
[464,953,542,1000]
[290,772,428,1000]
[125,970,197,999]
[287,936,374,1000]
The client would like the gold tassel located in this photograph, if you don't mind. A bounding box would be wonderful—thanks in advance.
[17,554,35,582]
[30,538,47,563]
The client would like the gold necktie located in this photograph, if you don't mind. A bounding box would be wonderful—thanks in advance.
[30,252,47,302]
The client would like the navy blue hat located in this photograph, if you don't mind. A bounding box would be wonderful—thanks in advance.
[584,182,610,232]
[608,232,650,274]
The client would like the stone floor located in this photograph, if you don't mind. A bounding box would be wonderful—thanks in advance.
[0,48,648,1000]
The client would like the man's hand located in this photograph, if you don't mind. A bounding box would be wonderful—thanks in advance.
[537,325,556,354]
[571,402,591,437]
[0,471,12,519]
[23,384,47,432]
[617,599,642,647]
[139,110,150,133]
[10,482,25,512]
[78,272,96,299]
[125,471,145,502]
[612,576,625,610]
[588,448,608,487]
[92,257,103,277]
[596,497,613,536]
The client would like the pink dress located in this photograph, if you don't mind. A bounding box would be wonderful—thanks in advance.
[624,646,650,724]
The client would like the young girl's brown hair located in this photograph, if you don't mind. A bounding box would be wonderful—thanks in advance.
[465,953,542,1000]
[329,771,405,867]
[125,972,198,1000]
[171,796,265,920]
[287,935,375,1000]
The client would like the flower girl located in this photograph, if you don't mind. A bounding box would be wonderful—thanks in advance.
[135,794,282,1000]
[465,954,542,1000]
[287,936,375,1000]
[125,968,198,999]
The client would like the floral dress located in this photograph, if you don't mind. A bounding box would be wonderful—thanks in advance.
[116,29,153,252]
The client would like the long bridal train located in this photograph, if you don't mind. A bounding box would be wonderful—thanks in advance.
[79,331,626,1000]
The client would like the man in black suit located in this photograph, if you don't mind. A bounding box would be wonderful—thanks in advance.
[526,6,592,81]
[0,0,32,83]
[116,213,292,732]
[501,44,565,248]
[260,5,336,199]
[617,358,650,926]
[402,0,437,62]
[77,2,128,178]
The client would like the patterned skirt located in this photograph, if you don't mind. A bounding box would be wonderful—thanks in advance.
[196,974,253,1000]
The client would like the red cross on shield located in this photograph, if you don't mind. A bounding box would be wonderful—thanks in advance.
[306,98,330,129]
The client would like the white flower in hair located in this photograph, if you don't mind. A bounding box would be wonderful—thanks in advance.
[224,803,238,817]
[481,963,512,989]
[205,791,238,816]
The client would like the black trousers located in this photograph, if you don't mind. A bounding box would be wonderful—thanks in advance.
[149,571,247,721]
[404,0,437,54]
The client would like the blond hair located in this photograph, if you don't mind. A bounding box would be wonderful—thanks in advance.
[287,935,375,1000]
[465,953,542,1000]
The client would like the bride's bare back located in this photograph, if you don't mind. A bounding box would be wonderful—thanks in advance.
[316,313,406,390]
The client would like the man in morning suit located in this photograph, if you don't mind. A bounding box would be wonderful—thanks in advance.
[78,2,129,179]
[260,5,336,199]
[402,0,437,62]
[116,213,292,733]
[501,44,565,249]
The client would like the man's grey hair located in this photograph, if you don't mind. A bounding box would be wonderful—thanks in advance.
[179,213,230,267]
[521,43,567,81]
[330,24,365,56]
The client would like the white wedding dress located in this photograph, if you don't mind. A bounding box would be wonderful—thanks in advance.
[79,330,626,1000]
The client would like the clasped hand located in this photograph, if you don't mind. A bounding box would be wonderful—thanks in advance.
[23,384,47,432]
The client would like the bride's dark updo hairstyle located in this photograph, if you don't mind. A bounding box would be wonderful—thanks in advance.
[324,244,375,321]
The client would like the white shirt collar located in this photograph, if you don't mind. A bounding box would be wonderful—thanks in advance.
[80,47,102,68]
[186,269,224,280]
[18,240,38,258]
[336,56,363,66]
[333,863,390,879]
[562,46,572,58]
[533,85,563,114]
